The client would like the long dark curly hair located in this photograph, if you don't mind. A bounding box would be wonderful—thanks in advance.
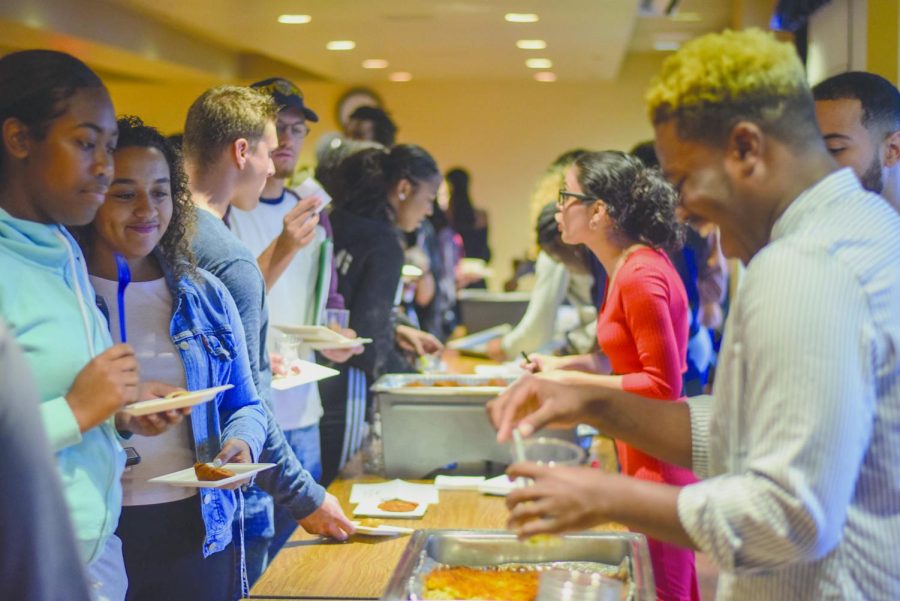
[574,151,684,251]
[76,116,198,280]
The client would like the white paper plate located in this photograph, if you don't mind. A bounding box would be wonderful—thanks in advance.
[307,337,371,351]
[121,384,234,417]
[271,360,340,391]
[273,324,346,343]
[458,258,493,279]
[148,463,276,488]
[353,499,428,519]
[351,521,415,536]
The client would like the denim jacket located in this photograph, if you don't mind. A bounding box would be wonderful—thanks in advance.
[143,256,267,557]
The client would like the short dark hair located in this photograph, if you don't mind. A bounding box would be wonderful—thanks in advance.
[629,140,659,169]
[0,50,104,169]
[183,85,277,171]
[574,151,684,251]
[812,71,900,136]
[446,167,476,229]
[333,144,439,222]
[349,105,398,147]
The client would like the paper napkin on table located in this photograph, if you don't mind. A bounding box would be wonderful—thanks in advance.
[478,474,516,496]
[434,475,486,491]
[350,479,439,505]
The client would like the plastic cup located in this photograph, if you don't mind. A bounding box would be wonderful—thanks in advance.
[324,308,350,331]
[520,437,586,467]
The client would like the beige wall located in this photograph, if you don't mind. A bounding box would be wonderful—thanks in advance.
[107,52,665,287]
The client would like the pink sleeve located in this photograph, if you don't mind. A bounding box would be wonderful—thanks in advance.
[618,264,685,399]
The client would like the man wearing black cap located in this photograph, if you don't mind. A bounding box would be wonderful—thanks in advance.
[230,78,361,581]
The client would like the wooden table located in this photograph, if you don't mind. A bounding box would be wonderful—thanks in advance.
[248,473,510,599]
[248,459,623,599]
[247,350,623,599]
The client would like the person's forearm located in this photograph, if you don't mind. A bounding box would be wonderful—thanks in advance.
[414,273,436,306]
[257,237,296,291]
[560,353,606,373]
[602,474,696,549]
[580,382,693,468]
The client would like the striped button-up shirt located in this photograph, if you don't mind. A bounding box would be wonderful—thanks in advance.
[677,169,900,600]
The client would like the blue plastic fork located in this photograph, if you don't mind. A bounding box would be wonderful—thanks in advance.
[114,253,131,343]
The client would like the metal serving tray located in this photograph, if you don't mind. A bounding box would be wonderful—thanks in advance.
[381,529,655,601]
[373,373,519,478]
[372,373,517,395]
[372,374,577,478]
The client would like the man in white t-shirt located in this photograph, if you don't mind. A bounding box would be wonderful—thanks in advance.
[229,77,361,566]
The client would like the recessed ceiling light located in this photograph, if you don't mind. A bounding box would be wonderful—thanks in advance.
[326,40,356,51]
[653,41,681,51]
[534,72,557,82]
[389,71,413,82]
[526,58,553,69]
[278,14,311,24]
[516,39,547,50]
[505,13,539,23]
[363,59,389,69]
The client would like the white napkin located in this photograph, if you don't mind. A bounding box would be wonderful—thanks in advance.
[350,479,440,505]
[434,475,486,491]
[478,474,516,496]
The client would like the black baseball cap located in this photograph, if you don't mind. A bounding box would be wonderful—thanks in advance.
[250,77,319,122]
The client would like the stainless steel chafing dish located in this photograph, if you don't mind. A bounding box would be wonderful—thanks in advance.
[381,529,656,601]
[372,374,576,478]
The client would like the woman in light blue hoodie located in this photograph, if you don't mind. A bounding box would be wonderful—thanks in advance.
[0,50,178,600]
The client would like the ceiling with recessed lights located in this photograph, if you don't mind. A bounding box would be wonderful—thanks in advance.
[95,0,731,83]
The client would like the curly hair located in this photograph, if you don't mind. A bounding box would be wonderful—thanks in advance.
[574,151,684,251]
[645,28,819,149]
[78,116,198,280]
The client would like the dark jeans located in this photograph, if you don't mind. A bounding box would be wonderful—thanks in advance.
[117,495,235,601]
[319,366,369,486]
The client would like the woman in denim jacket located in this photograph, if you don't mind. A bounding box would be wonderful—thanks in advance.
[77,116,267,601]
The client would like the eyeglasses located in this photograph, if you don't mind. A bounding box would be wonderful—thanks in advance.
[557,189,596,208]
[276,122,309,138]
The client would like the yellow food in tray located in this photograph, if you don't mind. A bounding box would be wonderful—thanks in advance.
[423,567,539,601]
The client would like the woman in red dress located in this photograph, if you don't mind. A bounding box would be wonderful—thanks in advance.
[526,151,699,601]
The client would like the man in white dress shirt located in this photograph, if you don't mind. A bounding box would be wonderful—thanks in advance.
[813,70,900,213]
[489,29,900,600]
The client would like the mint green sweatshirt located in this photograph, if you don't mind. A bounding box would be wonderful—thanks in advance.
[0,207,124,564]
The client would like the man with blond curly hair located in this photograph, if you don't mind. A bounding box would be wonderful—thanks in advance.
[489,29,900,600]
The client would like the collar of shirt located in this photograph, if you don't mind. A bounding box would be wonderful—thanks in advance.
[771,167,861,242]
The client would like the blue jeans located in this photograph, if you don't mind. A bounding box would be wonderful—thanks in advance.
[88,534,128,601]
[241,424,322,590]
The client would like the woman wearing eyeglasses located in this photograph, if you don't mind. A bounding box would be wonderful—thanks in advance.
[523,151,699,601]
